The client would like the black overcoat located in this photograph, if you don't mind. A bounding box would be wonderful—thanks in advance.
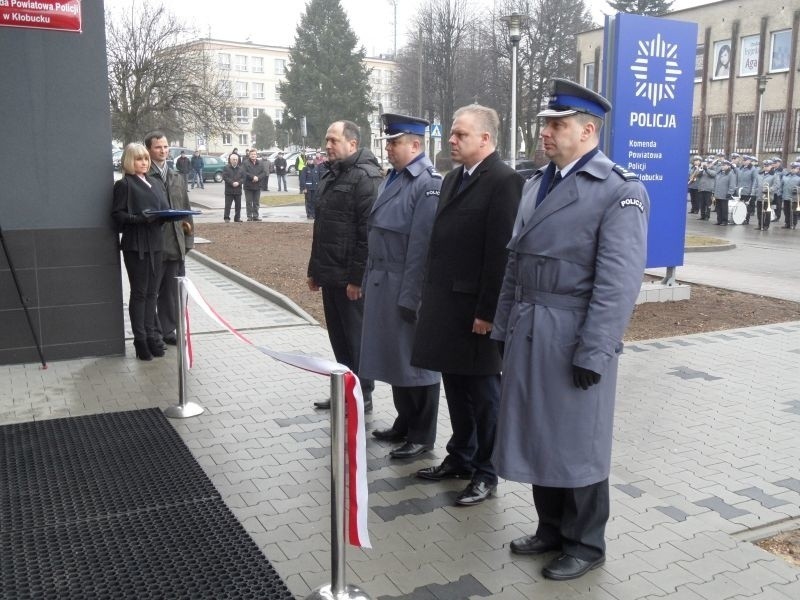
[411,151,522,375]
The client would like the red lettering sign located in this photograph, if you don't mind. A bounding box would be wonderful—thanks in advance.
[0,0,81,33]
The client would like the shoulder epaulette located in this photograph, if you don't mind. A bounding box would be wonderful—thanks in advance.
[427,166,443,179]
[613,164,639,181]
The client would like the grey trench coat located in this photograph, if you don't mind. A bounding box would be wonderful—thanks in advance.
[491,151,649,488]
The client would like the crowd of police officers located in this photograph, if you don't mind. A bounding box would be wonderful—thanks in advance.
[688,152,800,230]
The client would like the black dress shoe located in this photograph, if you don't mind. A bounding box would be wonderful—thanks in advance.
[372,427,406,441]
[162,334,177,346]
[146,338,166,356]
[542,554,605,581]
[455,480,496,506]
[417,462,474,481]
[390,442,432,459]
[510,535,560,555]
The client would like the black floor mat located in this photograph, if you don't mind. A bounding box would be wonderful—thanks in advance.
[0,408,293,599]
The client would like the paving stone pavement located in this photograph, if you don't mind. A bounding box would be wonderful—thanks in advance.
[1,253,799,599]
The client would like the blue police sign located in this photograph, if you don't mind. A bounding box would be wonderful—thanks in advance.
[602,14,697,268]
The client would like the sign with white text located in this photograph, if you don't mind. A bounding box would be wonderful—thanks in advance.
[602,13,697,268]
[0,0,81,33]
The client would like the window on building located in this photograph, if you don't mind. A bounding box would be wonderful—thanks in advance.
[218,80,232,95]
[235,81,248,98]
[253,82,264,99]
[234,55,248,72]
[734,114,755,153]
[221,108,233,122]
[769,30,791,73]
[274,59,286,75]
[372,69,382,85]
[222,133,232,145]
[236,107,250,124]
[252,57,263,73]
[218,53,231,70]
[739,35,759,77]
[252,108,263,118]
[274,84,281,101]
[707,115,726,154]
[584,63,595,91]
[690,116,701,153]
[761,110,786,152]
[238,134,249,146]
[275,109,283,122]
[383,70,392,85]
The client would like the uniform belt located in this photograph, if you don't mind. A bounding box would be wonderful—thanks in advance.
[367,258,404,273]
[514,286,590,311]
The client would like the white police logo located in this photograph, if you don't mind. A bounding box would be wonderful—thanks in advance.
[630,33,683,108]
[620,198,644,212]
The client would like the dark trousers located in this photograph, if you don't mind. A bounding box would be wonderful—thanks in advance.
[715,196,729,223]
[757,199,772,229]
[743,195,755,223]
[224,193,241,221]
[276,174,287,191]
[191,169,204,189]
[123,250,162,342]
[156,259,184,338]
[782,199,797,227]
[390,383,440,445]
[304,190,316,218]
[321,286,374,401]
[688,188,699,213]
[774,196,782,220]
[441,373,500,485]
[263,173,270,191]
[244,189,261,219]
[697,191,712,219]
[532,479,609,561]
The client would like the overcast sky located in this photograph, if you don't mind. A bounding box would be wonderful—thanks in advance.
[106,0,715,57]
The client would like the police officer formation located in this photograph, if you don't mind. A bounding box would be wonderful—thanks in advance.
[307,78,650,582]
[688,152,800,230]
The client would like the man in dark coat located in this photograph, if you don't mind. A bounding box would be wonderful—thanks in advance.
[411,104,523,506]
[145,131,194,347]
[175,151,191,191]
[307,120,382,412]
[190,150,204,189]
[242,149,267,221]
[274,152,288,191]
[491,79,649,581]
[361,113,442,459]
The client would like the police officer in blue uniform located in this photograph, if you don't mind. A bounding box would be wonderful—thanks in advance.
[360,114,442,459]
[491,79,649,581]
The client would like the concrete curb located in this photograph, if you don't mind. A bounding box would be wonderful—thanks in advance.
[685,242,736,252]
[187,251,318,326]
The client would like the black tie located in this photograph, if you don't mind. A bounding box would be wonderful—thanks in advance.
[458,170,471,192]
[547,170,562,194]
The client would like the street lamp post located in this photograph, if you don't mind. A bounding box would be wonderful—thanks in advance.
[754,75,770,162]
[501,13,526,170]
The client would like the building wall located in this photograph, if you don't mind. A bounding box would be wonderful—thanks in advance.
[184,39,398,154]
[576,0,799,159]
[0,3,123,365]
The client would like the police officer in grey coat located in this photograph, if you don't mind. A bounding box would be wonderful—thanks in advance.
[360,114,442,459]
[491,80,649,581]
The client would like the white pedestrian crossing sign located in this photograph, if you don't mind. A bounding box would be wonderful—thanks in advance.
[430,123,442,138]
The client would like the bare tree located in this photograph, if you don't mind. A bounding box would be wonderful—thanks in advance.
[106,0,234,145]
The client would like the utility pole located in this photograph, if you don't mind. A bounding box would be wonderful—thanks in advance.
[387,0,398,58]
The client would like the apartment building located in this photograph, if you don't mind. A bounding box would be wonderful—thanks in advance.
[183,39,398,154]
[576,0,799,159]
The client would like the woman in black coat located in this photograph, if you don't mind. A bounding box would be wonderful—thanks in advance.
[222,153,245,222]
[111,143,169,360]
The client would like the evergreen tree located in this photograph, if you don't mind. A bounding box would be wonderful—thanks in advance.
[607,0,673,16]
[279,0,373,147]
[251,114,276,149]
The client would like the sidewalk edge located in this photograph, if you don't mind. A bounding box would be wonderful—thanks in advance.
[188,251,318,326]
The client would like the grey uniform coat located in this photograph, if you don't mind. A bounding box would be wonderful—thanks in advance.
[491,151,649,488]
[360,155,442,387]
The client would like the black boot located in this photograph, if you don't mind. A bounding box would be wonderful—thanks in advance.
[147,337,166,357]
[133,340,153,361]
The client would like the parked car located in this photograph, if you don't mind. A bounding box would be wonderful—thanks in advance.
[112,149,123,171]
[504,159,538,179]
[167,147,194,169]
[285,151,302,174]
[200,156,226,182]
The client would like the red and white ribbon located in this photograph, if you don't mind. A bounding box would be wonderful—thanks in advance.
[179,277,371,548]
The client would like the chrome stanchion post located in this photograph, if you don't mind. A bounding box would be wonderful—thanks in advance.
[306,369,371,600]
[165,276,203,419]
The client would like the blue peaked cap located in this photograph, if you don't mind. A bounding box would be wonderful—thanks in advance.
[378,113,429,139]
[538,78,612,119]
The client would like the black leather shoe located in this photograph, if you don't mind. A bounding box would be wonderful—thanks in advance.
[510,535,560,555]
[372,427,406,442]
[542,554,605,581]
[455,480,496,506]
[162,334,177,346]
[146,338,166,356]
[417,462,474,481]
[390,442,432,459]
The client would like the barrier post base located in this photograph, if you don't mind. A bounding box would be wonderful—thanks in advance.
[164,402,204,419]
[305,583,372,600]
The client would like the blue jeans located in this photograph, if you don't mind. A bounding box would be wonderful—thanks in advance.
[191,168,204,188]
[277,173,287,191]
